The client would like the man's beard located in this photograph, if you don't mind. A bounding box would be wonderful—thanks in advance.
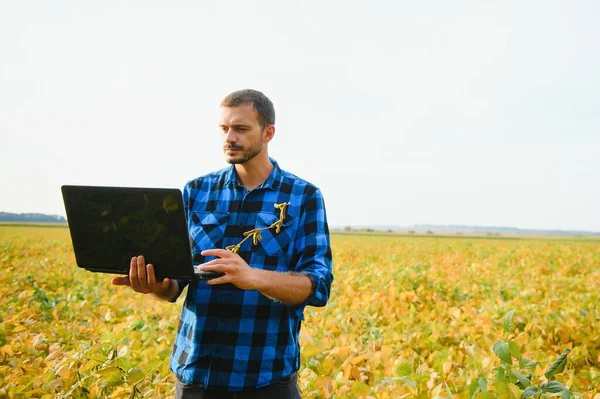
[225,141,264,165]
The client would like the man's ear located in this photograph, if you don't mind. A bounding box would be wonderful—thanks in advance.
[263,125,275,144]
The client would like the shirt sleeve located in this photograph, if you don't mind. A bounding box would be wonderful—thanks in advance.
[293,188,334,308]
[169,279,189,303]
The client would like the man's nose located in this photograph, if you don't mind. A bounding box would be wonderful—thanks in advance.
[224,129,237,142]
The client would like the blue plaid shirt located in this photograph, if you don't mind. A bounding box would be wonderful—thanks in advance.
[169,158,333,391]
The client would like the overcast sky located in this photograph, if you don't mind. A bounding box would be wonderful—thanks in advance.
[1,1,599,231]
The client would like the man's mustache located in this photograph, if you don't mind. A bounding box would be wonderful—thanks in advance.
[225,144,244,150]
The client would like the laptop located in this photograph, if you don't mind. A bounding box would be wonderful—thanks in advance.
[61,185,221,281]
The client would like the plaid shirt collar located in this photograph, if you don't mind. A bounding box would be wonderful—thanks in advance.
[223,157,282,191]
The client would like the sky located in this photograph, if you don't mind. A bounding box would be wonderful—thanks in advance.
[1,1,599,232]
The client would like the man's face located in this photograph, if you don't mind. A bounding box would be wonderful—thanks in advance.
[219,104,267,165]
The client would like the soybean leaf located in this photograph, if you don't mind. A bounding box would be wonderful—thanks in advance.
[495,366,508,383]
[503,310,515,333]
[96,366,123,383]
[541,380,568,393]
[544,349,570,380]
[559,391,572,399]
[477,377,488,392]
[350,381,370,397]
[522,386,542,398]
[126,366,145,384]
[400,376,417,388]
[519,356,539,370]
[96,366,125,387]
[508,340,522,361]
[493,341,512,364]
[468,380,480,399]
[512,370,531,388]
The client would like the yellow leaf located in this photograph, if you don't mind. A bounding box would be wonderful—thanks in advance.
[549,299,561,311]
[302,343,321,358]
[351,365,361,381]
[349,354,367,365]
[343,363,352,380]
[316,376,334,398]
[12,325,27,333]
[1,345,14,356]
[508,383,521,398]
[89,383,99,399]
[350,381,370,397]
[443,361,453,374]
[337,345,351,360]
[80,359,101,372]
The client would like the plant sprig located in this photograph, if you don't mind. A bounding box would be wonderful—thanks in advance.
[225,202,290,254]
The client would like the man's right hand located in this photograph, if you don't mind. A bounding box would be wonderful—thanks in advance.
[111,255,179,302]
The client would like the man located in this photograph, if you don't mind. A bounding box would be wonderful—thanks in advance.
[112,89,334,398]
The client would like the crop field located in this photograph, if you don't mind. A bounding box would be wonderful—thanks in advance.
[1,225,599,398]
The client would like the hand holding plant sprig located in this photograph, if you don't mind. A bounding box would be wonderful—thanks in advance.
[196,202,291,290]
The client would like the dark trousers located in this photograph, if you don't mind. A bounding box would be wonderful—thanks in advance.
[174,372,301,399]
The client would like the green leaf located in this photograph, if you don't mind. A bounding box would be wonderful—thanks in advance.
[350,381,370,397]
[477,377,488,392]
[96,366,123,383]
[468,380,480,399]
[522,386,541,398]
[511,370,531,388]
[508,340,522,361]
[541,380,568,393]
[96,366,125,387]
[79,358,101,371]
[495,366,508,383]
[126,366,145,384]
[519,356,538,370]
[544,349,570,380]
[493,341,512,364]
[559,390,572,399]
[396,362,412,376]
[503,309,515,333]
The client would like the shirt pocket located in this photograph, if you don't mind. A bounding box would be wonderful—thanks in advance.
[189,211,229,259]
[254,211,294,256]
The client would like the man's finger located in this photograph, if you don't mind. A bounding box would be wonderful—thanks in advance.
[199,257,231,267]
[201,249,234,258]
[129,256,140,291]
[146,264,171,294]
[206,274,231,285]
[136,255,147,285]
[197,262,228,273]
[146,264,157,286]
[111,276,131,286]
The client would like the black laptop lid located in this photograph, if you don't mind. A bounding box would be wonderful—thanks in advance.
[61,185,194,280]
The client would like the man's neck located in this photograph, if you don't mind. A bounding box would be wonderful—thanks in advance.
[234,154,274,191]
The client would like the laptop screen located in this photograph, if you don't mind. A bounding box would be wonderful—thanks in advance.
[61,185,194,280]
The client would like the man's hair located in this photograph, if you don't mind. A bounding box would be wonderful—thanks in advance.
[221,89,275,129]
